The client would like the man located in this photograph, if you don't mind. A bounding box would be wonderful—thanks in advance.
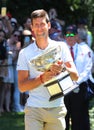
[77,19,93,48]
[64,25,93,130]
[17,9,78,130]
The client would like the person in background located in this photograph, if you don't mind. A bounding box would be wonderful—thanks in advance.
[22,16,36,41]
[21,29,34,48]
[23,17,31,31]
[0,30,11,114]
[0,14,13,38]
[10,18,18,31]
[48,8,65,27]
[17,9,78,130]
[77,18,93,48]
[64,25,93,130]
[49,19,64,41]
[48,8,65,39]
[7,29,23,112]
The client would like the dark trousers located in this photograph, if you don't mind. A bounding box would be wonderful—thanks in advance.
[64,82,90,130]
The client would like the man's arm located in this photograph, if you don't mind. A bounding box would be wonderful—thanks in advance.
[18,70,43,92]
[65,61,79,81]
[18,69,58,92]
[18,61,79,93]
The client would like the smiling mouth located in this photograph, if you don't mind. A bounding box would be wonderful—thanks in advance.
[37,32,45,37]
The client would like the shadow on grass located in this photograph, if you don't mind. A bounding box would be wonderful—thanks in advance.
[0,112,24,130]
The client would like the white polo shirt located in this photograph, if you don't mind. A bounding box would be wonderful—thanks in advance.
[17,38,73,108]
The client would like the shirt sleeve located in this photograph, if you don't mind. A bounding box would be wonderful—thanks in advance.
[76,48,93,84]
[17,49,29,71]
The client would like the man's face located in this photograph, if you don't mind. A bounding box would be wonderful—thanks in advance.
[12,31,21,42]
[31,17,51,39]
[65,33,77,46]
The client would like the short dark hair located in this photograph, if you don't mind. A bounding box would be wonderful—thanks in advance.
[31,9,50,24]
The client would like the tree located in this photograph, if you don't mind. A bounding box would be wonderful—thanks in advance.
[0,0,94,27]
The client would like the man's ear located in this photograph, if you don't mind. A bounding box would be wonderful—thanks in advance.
[30,24,33,31]
[48,22,51,30]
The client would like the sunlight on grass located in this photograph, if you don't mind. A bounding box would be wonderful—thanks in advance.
[0,98,94,130]
[89,97,94,130]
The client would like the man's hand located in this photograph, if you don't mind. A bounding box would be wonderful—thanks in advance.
[40,60,63,83]
[49,61,63,75]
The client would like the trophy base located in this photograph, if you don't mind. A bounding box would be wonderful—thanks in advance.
[44,71,78,101]
[49,92,63,101]
[49,84,78,101]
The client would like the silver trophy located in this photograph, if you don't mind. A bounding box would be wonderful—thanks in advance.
[30,46,61,72]
[29,45,78,101]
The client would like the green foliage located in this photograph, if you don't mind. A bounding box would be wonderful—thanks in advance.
[0,0,94,26]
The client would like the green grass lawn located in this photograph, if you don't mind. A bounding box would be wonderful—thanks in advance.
[0,98,94,130]
[89,97,94,130]
[0,112,24,130]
